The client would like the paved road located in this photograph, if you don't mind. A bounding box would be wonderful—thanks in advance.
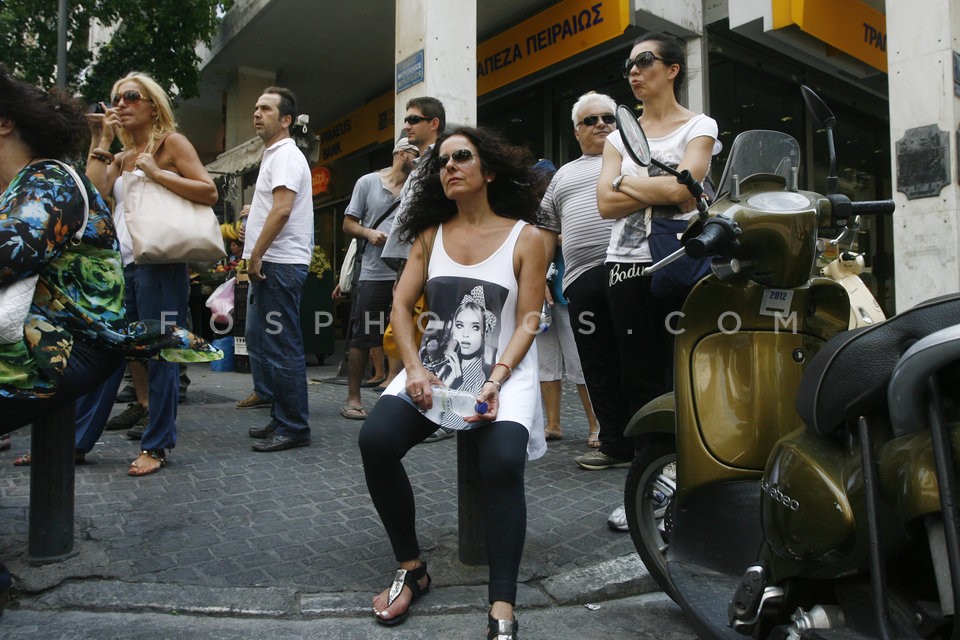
[0,356,697,638]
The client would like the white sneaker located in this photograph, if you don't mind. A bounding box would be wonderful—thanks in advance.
[607,504,628,532]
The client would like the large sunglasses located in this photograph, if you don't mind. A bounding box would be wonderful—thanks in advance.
[435,148,478,170]
[404,114,433,125]
[577,114,616,127]
[622,50,666,77]
[111,90,150,106]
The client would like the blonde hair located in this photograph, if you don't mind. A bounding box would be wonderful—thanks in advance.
[111,72,177,152]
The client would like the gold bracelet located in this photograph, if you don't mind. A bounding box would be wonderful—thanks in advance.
[483,379,501,392]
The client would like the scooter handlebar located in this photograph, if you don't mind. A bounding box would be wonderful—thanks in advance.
[684,217,741,259]
[850,200,895,216]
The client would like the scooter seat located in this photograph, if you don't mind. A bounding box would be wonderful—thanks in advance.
[797,293,960,437]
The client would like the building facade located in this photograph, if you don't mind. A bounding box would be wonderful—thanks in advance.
[181,0,957,314]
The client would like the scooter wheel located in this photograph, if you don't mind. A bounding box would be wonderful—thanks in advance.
[624,436,677,599]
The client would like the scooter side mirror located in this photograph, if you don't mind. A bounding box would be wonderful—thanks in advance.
[616,104,651,167]
[800,85,836,130]
[801,85,838,194]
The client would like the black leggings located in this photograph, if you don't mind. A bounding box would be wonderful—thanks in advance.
[358,394,529,605]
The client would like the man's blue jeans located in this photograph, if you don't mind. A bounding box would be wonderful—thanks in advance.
[245,261,310,439]
[246,281,274,404]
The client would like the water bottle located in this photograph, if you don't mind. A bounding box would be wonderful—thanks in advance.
[539,301,552,333]
[422,386,488,424]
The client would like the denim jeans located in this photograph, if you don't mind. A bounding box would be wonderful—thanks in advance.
[245,278,274,403]
[245,261,309,438]
[2,341,123,434]
[125,262,189,451]
[74,363,125,453]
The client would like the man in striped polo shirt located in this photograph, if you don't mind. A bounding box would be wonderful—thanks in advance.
[538,91,635,480]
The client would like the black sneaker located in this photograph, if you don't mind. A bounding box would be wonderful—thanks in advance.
[114,384,136,404]
[105,403,147,431]
[423,427,455,443]
[125,411,149,441]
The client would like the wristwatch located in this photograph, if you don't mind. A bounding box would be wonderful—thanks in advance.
[612,175,625,192]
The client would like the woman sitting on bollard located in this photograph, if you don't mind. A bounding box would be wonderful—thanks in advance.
[0,67,220,444]
[358,127,547,640]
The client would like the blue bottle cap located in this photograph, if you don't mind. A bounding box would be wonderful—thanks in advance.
[475,401,488,414]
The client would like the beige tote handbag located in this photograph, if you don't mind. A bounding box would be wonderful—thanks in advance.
[123,170,226,264]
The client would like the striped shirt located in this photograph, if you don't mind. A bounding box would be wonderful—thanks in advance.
[537,154,614,292]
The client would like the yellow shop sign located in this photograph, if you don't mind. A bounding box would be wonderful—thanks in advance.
[478,0,632,95]
[772,0,887,72]
[317,93,396,165]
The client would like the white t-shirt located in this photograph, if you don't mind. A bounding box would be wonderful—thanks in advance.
[243,137,314,264]
[605,113,720,264]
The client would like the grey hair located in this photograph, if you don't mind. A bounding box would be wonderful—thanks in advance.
[570,92,617,128]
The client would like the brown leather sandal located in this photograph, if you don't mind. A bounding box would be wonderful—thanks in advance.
[127,449,165,477]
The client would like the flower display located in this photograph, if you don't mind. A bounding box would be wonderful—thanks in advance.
[309,245,332,281]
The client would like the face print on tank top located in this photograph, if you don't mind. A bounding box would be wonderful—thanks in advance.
[419,277,507,394]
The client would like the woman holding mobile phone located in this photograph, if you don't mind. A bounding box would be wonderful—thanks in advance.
[82,72,218,477]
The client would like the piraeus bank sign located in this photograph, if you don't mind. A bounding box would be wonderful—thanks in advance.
[317,0,631,165]
[478,0,632,94]
[773,0,887,72]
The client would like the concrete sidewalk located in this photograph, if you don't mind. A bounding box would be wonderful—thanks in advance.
[0,357,692,637]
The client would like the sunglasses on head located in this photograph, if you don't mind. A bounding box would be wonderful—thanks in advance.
[622,50,666,77]
[111,90,150,106]
[577,114,616,127]
[404,114,432,125]
[436,148,477,170]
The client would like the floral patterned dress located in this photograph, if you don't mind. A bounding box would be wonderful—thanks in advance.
[0,160,221,399]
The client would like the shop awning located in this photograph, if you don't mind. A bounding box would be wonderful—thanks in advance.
[204,136,264,178]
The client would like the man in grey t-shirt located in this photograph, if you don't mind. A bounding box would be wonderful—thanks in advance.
[339,138,418,419]
[379,96,445,275]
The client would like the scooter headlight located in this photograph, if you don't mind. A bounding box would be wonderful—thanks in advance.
[746,192,812,212]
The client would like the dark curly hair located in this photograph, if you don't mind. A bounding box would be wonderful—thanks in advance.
[0,65,89,160]
[399,126,540,241]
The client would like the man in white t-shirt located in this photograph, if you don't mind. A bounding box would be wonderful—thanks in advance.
[242,86,314,452]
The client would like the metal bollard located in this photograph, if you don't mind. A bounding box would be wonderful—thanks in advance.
[27,402,76,561]
[457,432,487,566]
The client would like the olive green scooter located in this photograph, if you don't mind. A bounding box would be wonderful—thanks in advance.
[619,88,960,639]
